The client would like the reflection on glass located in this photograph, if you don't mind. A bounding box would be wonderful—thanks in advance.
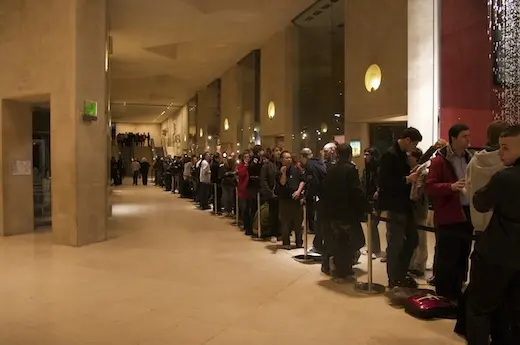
[293,0,345,154]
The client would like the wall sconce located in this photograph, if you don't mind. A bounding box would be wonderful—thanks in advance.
[199,128,203,137]
[224,118,229,131]
[268,101,276,119]
[364,64,382,92]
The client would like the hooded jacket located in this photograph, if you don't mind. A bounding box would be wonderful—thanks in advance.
[465,146,504,231]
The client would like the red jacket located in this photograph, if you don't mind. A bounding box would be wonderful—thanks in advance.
[425,146,471,226]
[236,163,250,199]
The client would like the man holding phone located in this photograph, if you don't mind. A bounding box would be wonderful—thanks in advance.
[426,124,473,302]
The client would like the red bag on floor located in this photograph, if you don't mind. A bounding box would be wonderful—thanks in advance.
[404,293,457,319]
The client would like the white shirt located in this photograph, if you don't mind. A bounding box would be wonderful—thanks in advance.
[199,160,211,183]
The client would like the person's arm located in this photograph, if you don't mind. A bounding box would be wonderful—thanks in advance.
[473,171,503,213]
[260,163,275,198]
[425,157,456,197]
[294,168,305,196]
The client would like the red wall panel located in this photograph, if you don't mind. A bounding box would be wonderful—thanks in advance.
[440,0,497,147]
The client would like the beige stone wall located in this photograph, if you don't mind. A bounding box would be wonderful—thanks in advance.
[344,0,408,168]
[0,0,108,245]
[220,66,240,152]
[259,26,299,152]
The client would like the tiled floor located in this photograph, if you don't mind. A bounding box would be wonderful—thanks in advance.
[0,184,464,345]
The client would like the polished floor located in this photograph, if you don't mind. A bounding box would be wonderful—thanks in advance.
[0,183,464,345]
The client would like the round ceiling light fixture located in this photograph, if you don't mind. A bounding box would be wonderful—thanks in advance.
[224,118,229,131]
[364,64,382,92]
[267,101,276,119]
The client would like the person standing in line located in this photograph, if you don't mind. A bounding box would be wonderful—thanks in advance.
[198,152,212,210]
[211,153,223,215]
[131,158,141,186]
[220,156,236,217]
[260,147,282,243]
[140,158,150,186]
[321,144,370,282]
[407,148,429,277]
[465,120,510,235]
[378,127,422,289]
[425,124,473,302]
[237,151,252,234]
[276,151,305,250]
[465,124,520,345]
[361,147,382,260]
[300,148,327,253]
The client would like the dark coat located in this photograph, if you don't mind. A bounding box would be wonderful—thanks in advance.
[377,142,413,213]
[473,158,520,269]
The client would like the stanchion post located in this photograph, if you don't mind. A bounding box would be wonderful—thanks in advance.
[354,212,386,295]
[214,183,218,215]
[303,202,308,260]
[257,192,262,238]
[366,212,374,287]
[235,187,239,226]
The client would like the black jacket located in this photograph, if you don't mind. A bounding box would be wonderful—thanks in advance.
[211,161,221,184]
[304,158,327,199]
[247,155,262,192]
[275,164,305,199]
[260,160,279,200]
[473,158,520,269]
[322,160,370,223]
[378,142,413,213]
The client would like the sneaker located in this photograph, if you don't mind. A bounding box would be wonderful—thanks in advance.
[427,276,436,286]
[332,276,355,284]
[270,236,278,243]
[308,247,322,254]
[283,245,291,250]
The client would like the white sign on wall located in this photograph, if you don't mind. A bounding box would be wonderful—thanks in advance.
[11,160,32,176]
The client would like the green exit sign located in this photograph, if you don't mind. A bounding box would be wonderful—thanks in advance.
[83,100,98,121]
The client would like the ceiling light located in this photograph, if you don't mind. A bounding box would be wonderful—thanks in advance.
[208,135,212,140]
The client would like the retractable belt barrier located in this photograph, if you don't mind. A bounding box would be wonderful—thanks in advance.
[355,210,477,296]
[294,200,321,263]
[371,213,477,242]
[234,187,239,225]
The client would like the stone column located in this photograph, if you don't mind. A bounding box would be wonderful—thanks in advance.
[0,0,108,246]
[408,0,440,149]
[0,100,33,236]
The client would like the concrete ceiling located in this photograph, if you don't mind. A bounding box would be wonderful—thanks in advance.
[109,0,314,123]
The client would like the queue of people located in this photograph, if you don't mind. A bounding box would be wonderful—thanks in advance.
[115,132,151,147]
[140,121,520,344]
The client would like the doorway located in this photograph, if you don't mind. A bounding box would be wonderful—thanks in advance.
[32,107,52,228]
[369,122,407,155]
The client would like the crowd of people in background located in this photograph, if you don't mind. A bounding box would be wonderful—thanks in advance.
[116,121,520,345]
[115,132,151,147]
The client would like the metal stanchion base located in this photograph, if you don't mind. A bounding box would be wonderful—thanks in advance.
[354,281,386,295]
[293,254,322,264]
